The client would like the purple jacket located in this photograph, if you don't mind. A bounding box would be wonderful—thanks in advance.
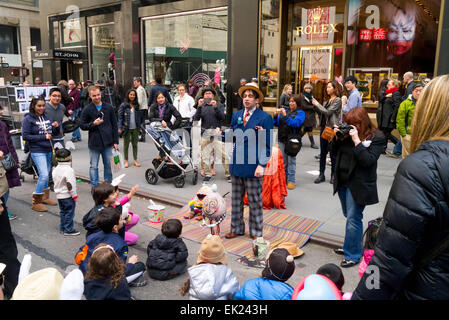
[67,88,81,112]
[0,120,21,188]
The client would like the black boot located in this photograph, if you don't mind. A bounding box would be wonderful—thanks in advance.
[314,174,325,184]
[309,135,319,149]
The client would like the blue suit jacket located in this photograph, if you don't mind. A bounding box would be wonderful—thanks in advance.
[229,108,274,178]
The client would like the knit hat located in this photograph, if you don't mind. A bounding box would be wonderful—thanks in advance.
[55,148,71,162]
[12,268,64,300]
[201,87,216,97]
[197,234,226,265]
[262,248,295,282]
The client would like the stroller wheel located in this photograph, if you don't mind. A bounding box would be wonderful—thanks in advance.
[145,168,158,185]
[192,169,198,185]
[174,176,185,188]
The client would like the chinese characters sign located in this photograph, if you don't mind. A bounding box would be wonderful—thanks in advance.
[359,28,387,41]
[301,46,332,80]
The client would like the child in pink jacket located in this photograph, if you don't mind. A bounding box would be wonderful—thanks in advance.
[358,217,382,277]
[111,175,140,246]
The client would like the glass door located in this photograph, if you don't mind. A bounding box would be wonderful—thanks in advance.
[89,23,116,83]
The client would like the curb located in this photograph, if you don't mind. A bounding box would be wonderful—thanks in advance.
[76,174,344,248]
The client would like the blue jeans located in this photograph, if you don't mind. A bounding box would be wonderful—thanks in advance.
[337,186,365,262]
[58,197,76,233]
[31,152,52,194]
[71,110,82,141]
[89,147,113,187]
[279,142,297,184]
[393,139,402,155]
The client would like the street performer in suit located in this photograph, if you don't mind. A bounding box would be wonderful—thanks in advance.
[225,83,273,240]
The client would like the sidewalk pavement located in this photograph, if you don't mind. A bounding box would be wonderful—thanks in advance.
[16,130,401,243]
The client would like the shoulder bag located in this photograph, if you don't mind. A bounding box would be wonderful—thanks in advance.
[1,132,18,173]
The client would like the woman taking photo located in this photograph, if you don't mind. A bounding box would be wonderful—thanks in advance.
[118,89,142,168]
[273,95,305,190]
[312,80,342,184]
[279,84,293,109]
[148,91,182,130]
[0,105,21,220]
[22,97,60,212]
[353,75,449,299]
[332,107,384,268]
[300,83,318,149]
[378,79,402,154]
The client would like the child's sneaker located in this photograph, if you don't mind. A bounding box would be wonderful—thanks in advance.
[64,230,81,236]
[8,212,17,220]
[129,274,148,287]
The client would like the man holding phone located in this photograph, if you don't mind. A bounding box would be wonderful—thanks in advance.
[193,86,230,182]
[80,85,119,187]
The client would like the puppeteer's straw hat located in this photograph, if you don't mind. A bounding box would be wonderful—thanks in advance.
[273,242,304,258]
[238,82,264,103]
[12,268,64,300]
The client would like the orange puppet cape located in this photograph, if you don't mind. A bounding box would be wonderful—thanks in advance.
[244,146,288,209]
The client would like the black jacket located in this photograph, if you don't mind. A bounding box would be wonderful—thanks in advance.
[193,102,225,131]
[148,103,182,130]
[352,140,449,300]
[332,130,385,206]
[300,95,317,128]
[146,234,188,280]
[79,102,119,151]
[84,278,131,300]
[379,90,402,130]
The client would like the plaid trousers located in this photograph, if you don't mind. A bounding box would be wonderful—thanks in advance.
[231,175,263,237]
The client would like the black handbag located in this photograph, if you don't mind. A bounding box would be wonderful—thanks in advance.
[285,132,302,157]
[1,134,17,173]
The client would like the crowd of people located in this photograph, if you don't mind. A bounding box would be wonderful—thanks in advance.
[0,70,448,300]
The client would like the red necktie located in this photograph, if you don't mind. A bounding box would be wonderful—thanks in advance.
[243,111,250,126]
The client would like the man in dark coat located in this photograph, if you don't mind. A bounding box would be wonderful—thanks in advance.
[67,79,82,142]
[148,77,172,107]
[79,85,119,187]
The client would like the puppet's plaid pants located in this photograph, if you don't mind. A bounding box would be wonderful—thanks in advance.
[230,175,263,237]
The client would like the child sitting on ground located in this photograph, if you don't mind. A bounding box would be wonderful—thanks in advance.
[83,182,124,239]
[84,243,132,300]
[52,148,80,236]
[110,174,140,246]
[234,248,295,300]
[316,263,352,300]
[76,206,147,287]
[146,219,188,280]
[359,217,382,278]
[180,234,239,300]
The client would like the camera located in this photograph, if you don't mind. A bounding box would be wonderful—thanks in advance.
[204,97,212,104]
[336,123,352,139]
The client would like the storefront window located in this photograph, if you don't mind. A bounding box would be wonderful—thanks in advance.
[144,8,228,98]
[259,0,280,100]
[61,18,86,48]
[346,0,441,100]
[53,20,60,49]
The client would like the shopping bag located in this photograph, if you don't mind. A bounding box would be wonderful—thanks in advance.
[111,149,124,173]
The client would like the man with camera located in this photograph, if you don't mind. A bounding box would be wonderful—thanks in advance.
[193,86,230,183]
[79,85,119,187]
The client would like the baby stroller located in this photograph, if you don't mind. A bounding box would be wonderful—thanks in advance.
[143,119,198,188]
[19,151,39,182]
